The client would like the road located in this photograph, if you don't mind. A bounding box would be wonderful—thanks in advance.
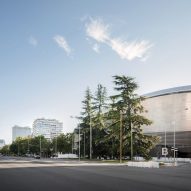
[0,157,191,191]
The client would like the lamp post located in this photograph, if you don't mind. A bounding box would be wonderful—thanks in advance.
[170,121,177,163]
[84,132,86,159]
[40,136,41,159]
[120,110,123,163]
[17,143,19,156]
[70,116,81,161]
[55,126,57,156]
[27,136,30,154]
[131,124,133,161]
[173,123,176,162]
[164,125,167,160]
[72,133,74,154]
[78,125,81,161]
[89,114,92,160]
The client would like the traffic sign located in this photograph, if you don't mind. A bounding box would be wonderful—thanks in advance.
[171,147,178,152]
[162,147,168,156]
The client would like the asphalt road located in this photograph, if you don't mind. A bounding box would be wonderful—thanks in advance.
[0,158,191,191]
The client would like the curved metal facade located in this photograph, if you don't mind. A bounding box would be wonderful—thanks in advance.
[142,86,191,157]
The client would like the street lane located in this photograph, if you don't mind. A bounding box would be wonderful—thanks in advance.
[0,159,191,191]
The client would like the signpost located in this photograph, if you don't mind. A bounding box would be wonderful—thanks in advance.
[162,147,168,156]
[171,147,178,162]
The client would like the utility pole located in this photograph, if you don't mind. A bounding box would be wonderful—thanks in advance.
[79,125,81,161]
[128,102,133,161]
[55,127,57,156]
[174,124,176,162]
[120,110,123,163]
[165,126,166,161]
[131,124,133,161]
[90,114,92,160]
[18,143,19,156]
[72,133,74,154]
[84,132,85,159]
[40,136,41,158]
[28,137,30,154]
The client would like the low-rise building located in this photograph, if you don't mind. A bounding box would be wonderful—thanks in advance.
[0,139,5,148]
[12,126,31,141]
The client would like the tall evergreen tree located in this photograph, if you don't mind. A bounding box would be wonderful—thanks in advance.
[91,84,110,158]
[80,87,94,159]
[108,75,158,160]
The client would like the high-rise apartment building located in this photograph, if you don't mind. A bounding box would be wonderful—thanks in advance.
[12,126,31,141]
[33,118,63,139]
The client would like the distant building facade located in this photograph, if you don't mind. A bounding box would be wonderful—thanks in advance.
[12,126,31,141]
[0,139,5,148]
[142,85,191,157]
[33,118,63,140]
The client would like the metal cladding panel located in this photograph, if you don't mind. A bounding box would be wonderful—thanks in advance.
[145,131,191,146]
[142,92,191,133]
[143,85,191,98]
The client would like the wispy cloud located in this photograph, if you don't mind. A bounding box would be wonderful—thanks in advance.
[85,18,153,61]
[110,39,152,61]
[53,35,71,55]
[92,43,100,53]
[29,36,38,46]
[86,18,109,43]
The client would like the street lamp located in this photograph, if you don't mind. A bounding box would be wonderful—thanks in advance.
[55,126,58,156]
[70,116,81,161]
[17,143,19,156]
[120,110,123,163]
[131,124,133,161]
[89,114,92,160]
[78,125,81,161]
[84,132,86,159]
[39,136,41,159]
[170,121,177,163]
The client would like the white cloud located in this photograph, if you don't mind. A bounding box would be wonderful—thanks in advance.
[109,38,153,61]
[86,18,110,43]
[29,36,38,46]
[92,43,100,53]
[85,18,153,62]
[53,35,71,55]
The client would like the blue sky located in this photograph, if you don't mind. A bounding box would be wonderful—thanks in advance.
[1,0,191,143]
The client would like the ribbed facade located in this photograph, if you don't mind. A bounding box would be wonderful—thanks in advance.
[33,118,63,140]
[142,86,191,157]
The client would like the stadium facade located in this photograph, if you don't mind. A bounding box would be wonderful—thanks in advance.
[142,85,191,157]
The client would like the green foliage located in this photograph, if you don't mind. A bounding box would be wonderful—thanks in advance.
[77,75,158,160]
[3,75,158,160]
[52,133,73,154]
[0,145,10,155]
[6,133,73,157]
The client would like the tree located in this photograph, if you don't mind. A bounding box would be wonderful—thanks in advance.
[10,137,29,156]
[80,87,94,159]
[80,85,110,159]
[52,133,73,154]
[91,84,110,158]
[9,136,51,157]
[107,75,158,160]
[92,84,108,129]
[0,145,10,155]
[78,75,159,160]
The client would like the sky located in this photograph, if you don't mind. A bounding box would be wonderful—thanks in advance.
[0,0,191,144]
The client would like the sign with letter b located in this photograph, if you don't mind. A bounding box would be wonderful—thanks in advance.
[162,148,168,156]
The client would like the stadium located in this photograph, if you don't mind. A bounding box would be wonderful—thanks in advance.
[142,85,191,158]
